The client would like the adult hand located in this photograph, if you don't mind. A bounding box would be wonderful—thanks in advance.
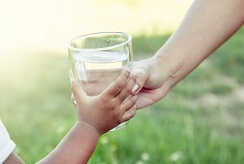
[131,56,171,110]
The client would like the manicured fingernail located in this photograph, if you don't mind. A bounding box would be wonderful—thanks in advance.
[132,84,139,94]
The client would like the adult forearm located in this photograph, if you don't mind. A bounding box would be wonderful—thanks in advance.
[157,0,244,89]
[37,121,100,164]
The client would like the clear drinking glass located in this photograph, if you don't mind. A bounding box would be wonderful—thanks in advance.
[67,32,133,130]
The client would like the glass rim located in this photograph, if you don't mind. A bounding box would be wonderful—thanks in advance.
[67,32,132,52]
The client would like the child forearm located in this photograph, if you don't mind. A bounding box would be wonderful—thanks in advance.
[37,121,100,164]
[3,153,24,164]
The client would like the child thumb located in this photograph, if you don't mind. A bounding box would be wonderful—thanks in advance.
[69,69,86,103]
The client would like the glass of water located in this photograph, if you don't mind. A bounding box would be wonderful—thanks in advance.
[67,32,133,130]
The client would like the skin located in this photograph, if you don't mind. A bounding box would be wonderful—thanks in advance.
[4,0,244,162]
[4,69,137,164]
[131,0,244,109]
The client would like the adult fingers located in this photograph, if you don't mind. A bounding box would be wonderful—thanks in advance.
[131,63,148,95]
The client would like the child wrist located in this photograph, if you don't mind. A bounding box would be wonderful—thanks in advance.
[76,121,101,137]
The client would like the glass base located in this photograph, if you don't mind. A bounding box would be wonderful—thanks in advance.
[110,121,129,131]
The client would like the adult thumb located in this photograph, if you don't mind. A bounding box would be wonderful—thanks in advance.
[131,64,148,95]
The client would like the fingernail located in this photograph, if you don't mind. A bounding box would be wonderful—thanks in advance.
[69,69,74,78]
[73,100,77,106]
[70,77,75,83]
[132,84,139,94]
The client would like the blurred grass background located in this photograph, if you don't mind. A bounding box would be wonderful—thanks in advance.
[0,0,244,163]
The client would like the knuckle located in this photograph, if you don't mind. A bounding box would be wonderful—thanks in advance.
[115,81,124,89]
[101,96,110,104]
[102,98,117,109]
[70,80,77,90]
[136,71,147,81]
[123,69,130,77]
[130,95,138,103]
[126,99,135,107]
[129,74,136,81]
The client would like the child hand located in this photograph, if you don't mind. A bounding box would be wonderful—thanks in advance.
[70,69,137,135]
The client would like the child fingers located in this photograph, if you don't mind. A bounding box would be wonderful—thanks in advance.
[116,74,136,102]
[120,105,137,123]
[120,94,137,114]
[102,69,130,98]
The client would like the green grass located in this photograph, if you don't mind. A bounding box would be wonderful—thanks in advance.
[1,24,244,164]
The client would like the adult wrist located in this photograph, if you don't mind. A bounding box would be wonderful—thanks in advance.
[153,49,182,90]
